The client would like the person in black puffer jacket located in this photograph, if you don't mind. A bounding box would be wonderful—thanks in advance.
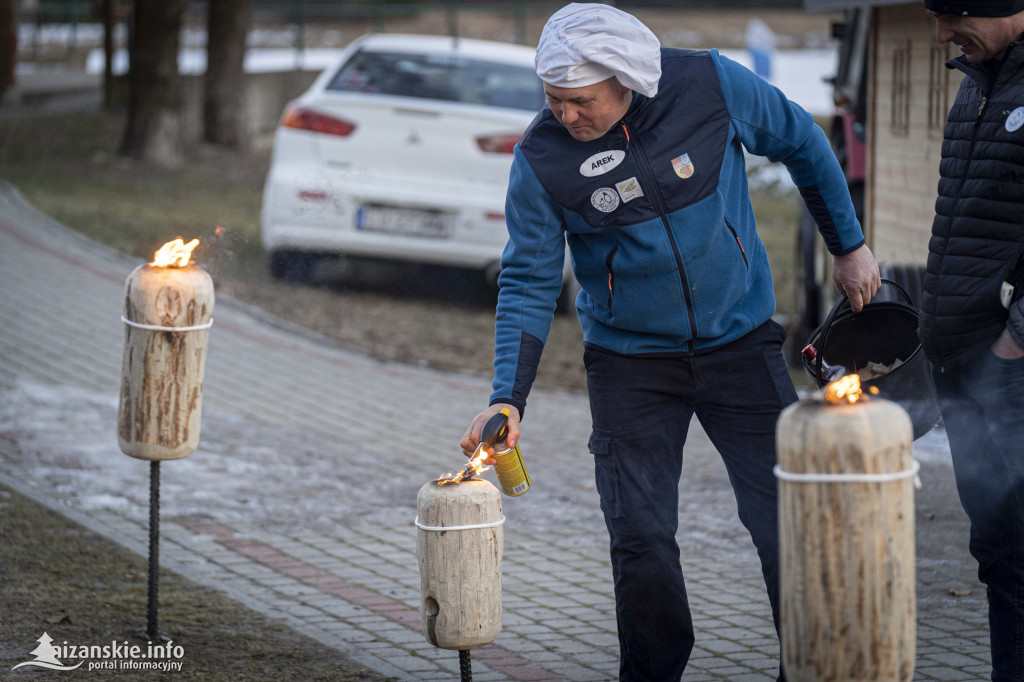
[923,0,1024,678]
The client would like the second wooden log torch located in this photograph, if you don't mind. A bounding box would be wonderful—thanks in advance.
[118,237,214,640]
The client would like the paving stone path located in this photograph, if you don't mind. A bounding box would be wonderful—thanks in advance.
[0,181,991,679]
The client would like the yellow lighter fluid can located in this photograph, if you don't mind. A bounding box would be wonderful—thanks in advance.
[483,408,531,496]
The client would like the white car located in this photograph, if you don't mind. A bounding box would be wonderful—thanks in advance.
[260,33,577,307]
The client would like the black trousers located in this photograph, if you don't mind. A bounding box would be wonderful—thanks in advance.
[585,320,796,682]
[934,350,1024,682]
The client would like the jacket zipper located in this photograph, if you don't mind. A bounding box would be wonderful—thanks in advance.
[605,245,618,310]
[725,220,748,267]
[622,122,698,353]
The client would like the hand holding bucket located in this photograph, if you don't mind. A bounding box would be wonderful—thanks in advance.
[802,279,942,440]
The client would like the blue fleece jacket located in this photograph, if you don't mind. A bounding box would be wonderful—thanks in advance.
[491,48,864,415]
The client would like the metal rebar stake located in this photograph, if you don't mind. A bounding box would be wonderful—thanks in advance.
[459,649,472,682]
[147,461,160,641]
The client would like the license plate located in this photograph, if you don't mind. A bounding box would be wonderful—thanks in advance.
[356,206,452,238]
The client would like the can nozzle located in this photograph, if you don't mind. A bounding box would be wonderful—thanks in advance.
[480,408,511,448]
[482,407,530,496]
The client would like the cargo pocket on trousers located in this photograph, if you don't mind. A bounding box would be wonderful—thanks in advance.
[764,348,800,407]
[589,431,620,519]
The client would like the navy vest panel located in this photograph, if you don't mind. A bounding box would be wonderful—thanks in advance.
[518,49,730,230]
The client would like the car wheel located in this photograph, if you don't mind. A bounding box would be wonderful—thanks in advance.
[269,251,319,284]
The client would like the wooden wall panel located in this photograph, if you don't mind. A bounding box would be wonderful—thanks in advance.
[865,4,962,267]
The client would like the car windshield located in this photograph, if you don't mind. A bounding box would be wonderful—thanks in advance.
[325,49,545,112]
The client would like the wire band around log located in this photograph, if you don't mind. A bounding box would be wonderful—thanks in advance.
[122,316,214,332]
[414,516,506,532]
[774,460,920,483]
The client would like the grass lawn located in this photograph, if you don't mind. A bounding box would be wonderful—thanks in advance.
[0,481,389,680]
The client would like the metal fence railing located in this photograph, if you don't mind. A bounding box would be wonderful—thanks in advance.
[14,0,806,64]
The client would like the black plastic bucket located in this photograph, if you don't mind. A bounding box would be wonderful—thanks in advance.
[802,279,942,440]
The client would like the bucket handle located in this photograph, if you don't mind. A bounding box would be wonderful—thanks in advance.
[811,278,915,384]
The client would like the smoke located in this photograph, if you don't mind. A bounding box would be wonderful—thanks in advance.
[192,225,250,272]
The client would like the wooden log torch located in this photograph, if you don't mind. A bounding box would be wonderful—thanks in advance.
[417,477,503,680]
[776,378,917,682]
[118,238,214,461]
[117,237,213,640]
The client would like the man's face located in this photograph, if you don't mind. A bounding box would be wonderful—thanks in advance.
[543,78,632,142]
[929,11,1024,62]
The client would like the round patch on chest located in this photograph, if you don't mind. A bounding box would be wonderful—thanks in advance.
[591,187,620,213]
[1006,106,1024,132]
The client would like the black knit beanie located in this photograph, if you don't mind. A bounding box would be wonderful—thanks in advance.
[924,0,1024,16]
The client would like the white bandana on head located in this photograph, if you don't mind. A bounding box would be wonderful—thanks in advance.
[534,3,662,98]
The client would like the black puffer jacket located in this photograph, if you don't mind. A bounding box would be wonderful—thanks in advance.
[919,40,1024,369]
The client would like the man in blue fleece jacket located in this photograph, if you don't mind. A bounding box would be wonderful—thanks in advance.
[460,4,880,679]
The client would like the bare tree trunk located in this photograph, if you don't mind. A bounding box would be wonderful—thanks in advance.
[204,0,252,150]
[102,0,116,111]
[120,0,185,168]
[0,0,16,107]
